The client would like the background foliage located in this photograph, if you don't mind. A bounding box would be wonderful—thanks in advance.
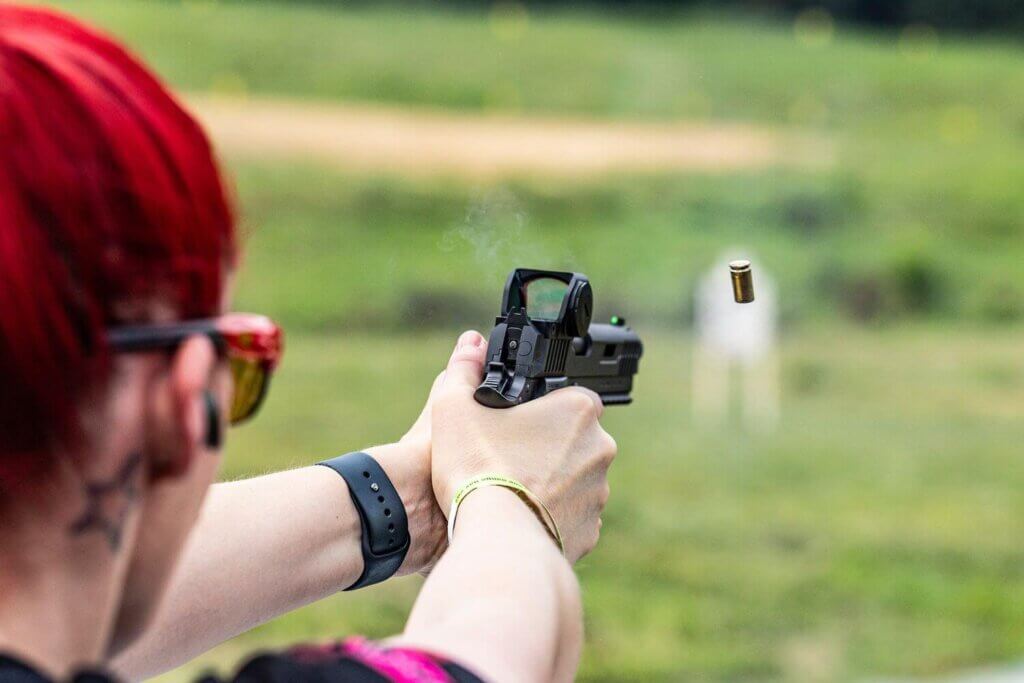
[255,0,1024,31]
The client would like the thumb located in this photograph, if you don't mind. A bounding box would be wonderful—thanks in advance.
[442,330,487,392]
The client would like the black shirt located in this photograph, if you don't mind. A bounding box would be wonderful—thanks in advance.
[0,639,485,683]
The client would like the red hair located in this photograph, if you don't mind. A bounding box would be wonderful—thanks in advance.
[0,7,236,474]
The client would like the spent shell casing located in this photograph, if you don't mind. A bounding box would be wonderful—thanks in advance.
[729,260,755,303]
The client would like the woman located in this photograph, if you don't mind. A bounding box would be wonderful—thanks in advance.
[0,6,616,683]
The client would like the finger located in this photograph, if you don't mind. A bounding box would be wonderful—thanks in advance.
[442,330,487,391]
[561,385,605,420]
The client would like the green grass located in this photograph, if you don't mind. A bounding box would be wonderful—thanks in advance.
[49,0,1024,128]
[225,162,1024,330]
[153,326,1024,682]
[52,0,1024,325]
[48,0,1024,196]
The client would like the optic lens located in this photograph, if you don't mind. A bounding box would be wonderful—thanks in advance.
[524,277,568,321]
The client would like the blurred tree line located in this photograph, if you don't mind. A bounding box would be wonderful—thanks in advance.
[264,0,1024,32]
[716,0,1021,31]
[535,0,1023,31]
[395,0,1024,32]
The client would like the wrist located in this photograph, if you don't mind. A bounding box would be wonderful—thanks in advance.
[435,470,505,519]
[303,466,366,589]
[451,485,555,550]
[365,443,446,575]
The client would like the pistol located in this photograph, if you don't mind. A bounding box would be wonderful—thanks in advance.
[474,268,643,408]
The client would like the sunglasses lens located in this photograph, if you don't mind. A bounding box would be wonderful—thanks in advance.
[228,356,268,424]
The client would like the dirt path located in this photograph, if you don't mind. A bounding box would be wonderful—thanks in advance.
[187,94,833,179]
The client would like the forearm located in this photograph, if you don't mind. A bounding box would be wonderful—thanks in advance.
[113,444,443,680]
[398,487,583,683]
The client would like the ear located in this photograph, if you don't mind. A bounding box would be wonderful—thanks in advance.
[149,335,218,480]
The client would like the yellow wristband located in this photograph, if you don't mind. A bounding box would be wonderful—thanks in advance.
[447,473,564,554]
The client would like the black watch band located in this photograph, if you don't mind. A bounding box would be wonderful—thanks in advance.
[317,452,410,590]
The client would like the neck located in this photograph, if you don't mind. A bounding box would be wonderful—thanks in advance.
[0,459,134,678]
[0,560,117,677]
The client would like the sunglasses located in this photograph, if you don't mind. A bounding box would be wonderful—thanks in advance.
[107,314,284,425]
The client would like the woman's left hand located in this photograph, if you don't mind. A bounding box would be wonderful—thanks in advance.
[364,368,453,576]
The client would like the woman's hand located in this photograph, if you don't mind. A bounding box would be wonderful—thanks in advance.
[364,371,450,576]
[431,330,617,564]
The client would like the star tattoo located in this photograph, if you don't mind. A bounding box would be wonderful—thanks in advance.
[68,451,143,551]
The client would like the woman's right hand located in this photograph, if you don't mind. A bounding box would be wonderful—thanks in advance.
[431,330,617,564]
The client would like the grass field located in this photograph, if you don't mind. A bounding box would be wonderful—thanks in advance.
[44,1,1024,680]
[159,327,1024,682]
[57,0,1024,325]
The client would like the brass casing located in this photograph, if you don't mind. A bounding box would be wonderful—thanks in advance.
[729,260,754,303]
